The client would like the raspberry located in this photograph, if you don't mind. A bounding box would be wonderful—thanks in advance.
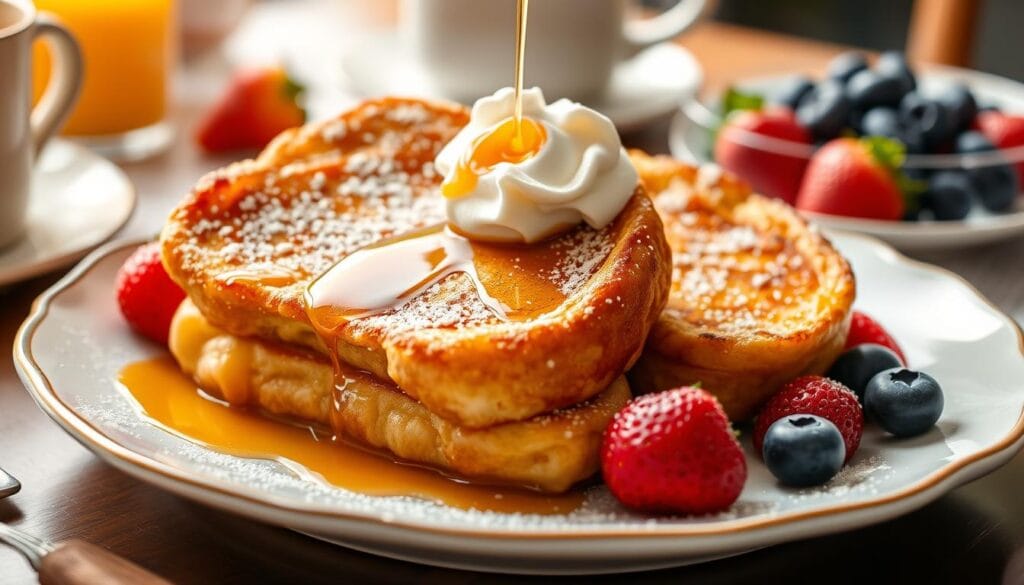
[601,387,746,515]
[845,310,906,364]
[753,375,863,463]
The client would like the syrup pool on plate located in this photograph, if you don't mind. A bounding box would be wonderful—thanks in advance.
[119,357,585,514]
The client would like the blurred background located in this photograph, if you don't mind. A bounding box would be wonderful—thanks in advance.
[663,0,1022,79]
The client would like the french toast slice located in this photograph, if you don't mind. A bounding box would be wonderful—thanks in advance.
[161,98,671,429]
[627,152,856,421]
[169,300,629,492]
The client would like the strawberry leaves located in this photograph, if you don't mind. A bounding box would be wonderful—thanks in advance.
[859,136,925,210]
[721,87,765,119]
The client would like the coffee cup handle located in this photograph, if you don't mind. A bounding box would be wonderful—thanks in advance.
[30,15,83,158]
[623,0,715,54]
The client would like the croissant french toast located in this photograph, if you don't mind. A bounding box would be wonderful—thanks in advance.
[627,152,856,421]
[161,98,671,429]
[169,300,628,492]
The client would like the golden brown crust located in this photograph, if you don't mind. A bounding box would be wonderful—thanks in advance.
[161,97,670,429]
[168,300,630,492]
[627,152,856,421]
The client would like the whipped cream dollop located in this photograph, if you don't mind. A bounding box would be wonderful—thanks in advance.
[435,87,638,243]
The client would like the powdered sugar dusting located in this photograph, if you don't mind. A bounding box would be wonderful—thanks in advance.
[654,182,821,336]
[786,455,894,502]
[172,102,615,333]
[548,227,615,296]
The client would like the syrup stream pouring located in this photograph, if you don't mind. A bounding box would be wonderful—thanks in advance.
[512,0,529,147]
[0,464,171,584]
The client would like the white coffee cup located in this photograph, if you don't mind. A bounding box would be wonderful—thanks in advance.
[401,0,713,102]
[0,0,82,247]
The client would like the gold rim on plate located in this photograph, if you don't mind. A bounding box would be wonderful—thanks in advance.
[12,235,1024,541]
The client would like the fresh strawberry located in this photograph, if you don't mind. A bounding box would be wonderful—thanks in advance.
[196,66,306,153]
[601,386,746,514]
[115,242,186,345]
[975,111,1024,184]
[753,376,863,463]
[795,137,908,220]
[844,310,907,364]
[715,106,812,204]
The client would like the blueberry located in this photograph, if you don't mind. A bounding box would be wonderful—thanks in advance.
[763,415,846,487]
[864,368,944,437]
[903,166,932,184]
[859,107,901,138]
[969,163,1018,212]
[846,69,907,111]
[826,51,869,84]
[936,83,978,132]
[923,171,975,221]
[955,130,996,154]
[796,80,852,141]
[899,126,928,154]
[955,134,1018,211]
[773,76,816,110]
[899,92,955,149]
[875,51,917,94]
[826,344,903,401]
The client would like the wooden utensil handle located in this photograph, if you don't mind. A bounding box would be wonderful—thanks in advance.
[38,539,172,585]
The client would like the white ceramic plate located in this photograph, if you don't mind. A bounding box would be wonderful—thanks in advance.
[0,140,135,287]
[14,235,1024,575]
[340,36,701,133]
[669,65,1024,251]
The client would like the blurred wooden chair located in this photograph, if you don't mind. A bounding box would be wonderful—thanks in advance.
[907,0,981,67]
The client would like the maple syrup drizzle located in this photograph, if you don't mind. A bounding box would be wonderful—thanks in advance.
[440,117,546,199]
[119,358,583,513]
[293,0,578,502]
[440,0,544,199]
[306,224,507,322]
[216,267,300,288]
[305,222,569,332]
[512,0,530,146]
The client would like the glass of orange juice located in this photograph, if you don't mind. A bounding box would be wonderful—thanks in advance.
[32,0,175,161]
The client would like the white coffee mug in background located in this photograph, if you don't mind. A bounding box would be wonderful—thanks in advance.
[0,0,81,247]
[402,0,712,102]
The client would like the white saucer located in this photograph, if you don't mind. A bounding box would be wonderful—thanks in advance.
[0,140,135,287]
[340,35,702,132]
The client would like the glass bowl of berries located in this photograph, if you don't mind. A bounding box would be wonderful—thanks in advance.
[670,51,1024,251]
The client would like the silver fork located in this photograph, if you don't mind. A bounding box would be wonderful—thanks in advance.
[0,466,54,569]
[0,465,171,584]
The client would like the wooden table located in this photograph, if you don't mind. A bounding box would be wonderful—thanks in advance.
[2,11,1024,584]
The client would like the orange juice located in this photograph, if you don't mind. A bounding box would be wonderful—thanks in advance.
[32,0,174,136]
